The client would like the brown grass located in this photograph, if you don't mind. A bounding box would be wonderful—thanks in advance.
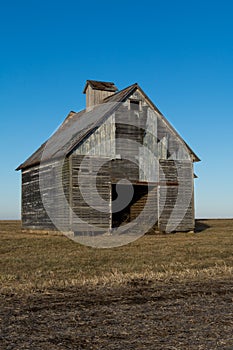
[0,219,233,294]
[1,220,233,349]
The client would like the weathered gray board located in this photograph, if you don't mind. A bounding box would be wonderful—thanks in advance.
[21,159,70,230]
[159,160,194,232]
[71,155,111,233]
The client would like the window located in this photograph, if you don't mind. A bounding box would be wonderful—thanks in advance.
[130,100,140,111]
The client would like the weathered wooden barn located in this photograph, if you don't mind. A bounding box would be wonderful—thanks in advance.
[17,80,200,235]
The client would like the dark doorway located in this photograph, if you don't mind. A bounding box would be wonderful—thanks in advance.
[111,184,151,228]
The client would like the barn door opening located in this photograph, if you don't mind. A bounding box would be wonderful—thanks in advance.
[111,183,158,230]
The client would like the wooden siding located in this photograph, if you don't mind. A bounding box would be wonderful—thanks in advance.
[115,105,144,160]
[130,185,158,229]
[22,160,70,231]
[86,85,115,109]
[114,93,191,183]
[73,114,115,158]
[22,165,54,230]
[111,159,139,182]
[74,89,192,184]
[158,160,194,232]
[71,154,111,233]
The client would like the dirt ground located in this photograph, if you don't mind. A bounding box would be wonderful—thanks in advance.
[1,219,233,349]
[1,278,233,350]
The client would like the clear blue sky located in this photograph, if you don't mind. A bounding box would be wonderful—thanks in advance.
[1,0,233,219]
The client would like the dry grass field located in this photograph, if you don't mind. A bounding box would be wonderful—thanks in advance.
[1,219,233,349]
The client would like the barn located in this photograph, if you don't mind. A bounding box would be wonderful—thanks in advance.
[16,80,200,237]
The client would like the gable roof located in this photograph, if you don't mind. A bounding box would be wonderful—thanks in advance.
[16,83,200,171]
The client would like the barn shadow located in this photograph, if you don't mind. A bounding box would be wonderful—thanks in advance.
[195,220,210,233]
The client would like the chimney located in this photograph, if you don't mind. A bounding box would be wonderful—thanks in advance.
[83,80,118,109]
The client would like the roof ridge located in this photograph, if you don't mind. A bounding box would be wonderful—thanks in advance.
[103,83,138,102]
[87,79,116,85]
